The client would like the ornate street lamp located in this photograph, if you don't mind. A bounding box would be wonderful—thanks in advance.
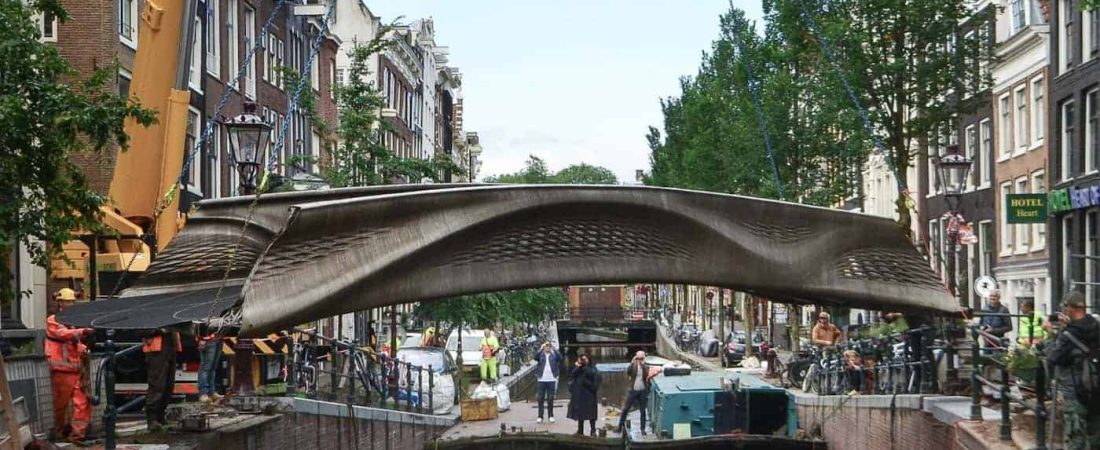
[935,144,974,306]
[223,102,272,195]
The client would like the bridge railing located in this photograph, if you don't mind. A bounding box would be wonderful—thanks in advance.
[791,326,948,396]
[559,307,655,321]
[290,329,442,415]
[966,324,1048,448]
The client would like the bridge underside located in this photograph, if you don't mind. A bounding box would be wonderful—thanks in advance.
[59,184,956,336]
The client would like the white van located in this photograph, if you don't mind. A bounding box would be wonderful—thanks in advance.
[446,328,486,373]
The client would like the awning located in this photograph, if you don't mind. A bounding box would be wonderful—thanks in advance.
[56,286,241,329]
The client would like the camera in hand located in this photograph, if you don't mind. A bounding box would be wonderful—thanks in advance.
[1049,314,1060,323]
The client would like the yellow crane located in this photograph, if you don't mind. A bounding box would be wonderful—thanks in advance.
[52,0,196,297]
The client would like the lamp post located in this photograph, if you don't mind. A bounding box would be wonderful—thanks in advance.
[223,102,272,195]
[935,144,973,307]
[221,101,272,396]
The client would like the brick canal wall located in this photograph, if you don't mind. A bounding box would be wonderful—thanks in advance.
[794,394,960,450]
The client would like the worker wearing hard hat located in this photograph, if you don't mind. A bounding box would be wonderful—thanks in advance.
[46,288,93,443]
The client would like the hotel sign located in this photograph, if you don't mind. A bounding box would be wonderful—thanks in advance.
[1050,183,1100,213]
[1006,194,1047,224]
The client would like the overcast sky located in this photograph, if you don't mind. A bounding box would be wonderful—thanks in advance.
[368,1,765,183]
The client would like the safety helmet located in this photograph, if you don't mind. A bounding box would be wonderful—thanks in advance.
[56,288,77,301]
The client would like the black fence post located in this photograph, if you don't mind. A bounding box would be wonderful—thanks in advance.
[105,329,117,450]
[1035,361,1048,450]
[417,365,424,414]
[428,365,435,415]
[970,326,983,421]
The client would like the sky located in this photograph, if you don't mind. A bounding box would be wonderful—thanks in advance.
[368,1,765,183]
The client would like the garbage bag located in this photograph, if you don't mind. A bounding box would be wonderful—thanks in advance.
[471,381,496,400]
[494,384,511,411]
[740,356,761,368]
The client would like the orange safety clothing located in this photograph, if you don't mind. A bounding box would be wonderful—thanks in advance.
[142,332,182,353]
[45,315,88,373]
[51,372,90,441]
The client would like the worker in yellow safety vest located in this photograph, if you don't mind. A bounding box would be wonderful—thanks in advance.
[1018,299,1047,347]
[480,329,500,383]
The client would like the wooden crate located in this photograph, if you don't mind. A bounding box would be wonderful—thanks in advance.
[460,398,498,421]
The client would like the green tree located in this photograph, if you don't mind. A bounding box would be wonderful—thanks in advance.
[0,0,155,303]
[484,155,618,185]
[412,288,568,338]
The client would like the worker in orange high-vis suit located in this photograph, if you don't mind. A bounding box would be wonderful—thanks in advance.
[143,328,181,431]
[46,288,93,443]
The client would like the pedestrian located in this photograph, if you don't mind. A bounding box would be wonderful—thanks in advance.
[811,312,842,347]
[1043,291,1100,450]
[843,349,863,395]
[1018,299,1047,347]
[479,329,500,383]
[46,288,93,443]
[194,321,223,404]
[143,327,181,431]
[535,341,562,423]
[980,291,1013,339]
[617,351,659,435]
[567,354,600,437]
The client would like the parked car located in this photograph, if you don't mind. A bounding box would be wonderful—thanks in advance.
[446,328,486,373]
[721,331,768,367]
[696,329,720,357]
[401,332,423,349]
[395,347,458,414]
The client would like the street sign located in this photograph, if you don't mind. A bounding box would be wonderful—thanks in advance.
[975,276,998,298]
[1006,193,1047,224]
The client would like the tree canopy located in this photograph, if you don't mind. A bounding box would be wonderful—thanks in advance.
[647,0,995,233]
[484,155,618,184]
[0,0,155,303]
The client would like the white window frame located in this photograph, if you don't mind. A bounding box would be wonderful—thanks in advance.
[225,130,239,197]
[120,0,138,49]
[189,16,203,93]
[1032,170,1046,251]
[1089,88,1100,178]
[1015,86,1030,152]
[1032,76,1045,145]
[185,107,203,197]
[205,0,220,77]
[311,53,320,91]
[1064,215,1075,290]
[999,94,1013,160]
[965,124,978,190]
[1063,99,1077,181]
[1084,4,1096,62]
[35,10,58,42]
[243,5,256,99]
[226,0,239,90]
[1015,176,1031,254]
[979,220,993,277]
[1088,212,1097,302]
[1001,181,1014,256]
[1011,0,1027,34]
[1060,0,1074,74]
[118,69,132,99]
[980,119,993,188]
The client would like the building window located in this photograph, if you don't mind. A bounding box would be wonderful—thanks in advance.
[265,36,284,89]
[1001,181,1014,255]
[1016,177,1030,252]
[980,221,994,277]
[189,16,203,93]
[35,10,58,42]
[120,0,138,47]
[1092,9,1100,58]
[966,125,978,189]
[1032,77,1045,144]
[1012,0,1027,33]
[1089,89,1100,176]
[184,108,203,196]
[118,69,131,99]
[1015,86,1029,151]
[225,130,238,196]
[1000,94,1013,159]
[980,119,993,187]
[1085,6,1098,61]
[207,123,220,198]
[243,5,256,99]
[1032,171,1046,250]
[1060,0,1075,73]
[1063,99,1077,181]
[227,0,238,90]
[205,0,219,77]
[311,52,319,91]
[330,59,337,100]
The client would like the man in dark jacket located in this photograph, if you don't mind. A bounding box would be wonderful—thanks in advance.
[616,351,658,435]
[980,291,1013,338]
[1045,291,1100,450]
[534,341,562,423]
